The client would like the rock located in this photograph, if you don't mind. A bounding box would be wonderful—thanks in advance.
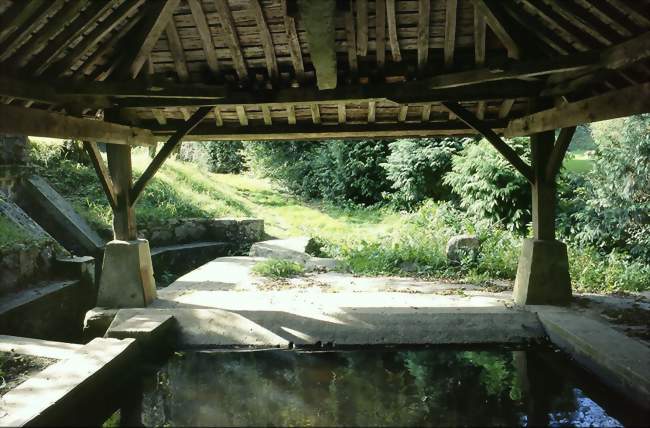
[446,234,480,264]
[249,237,313,264]
[83,307,120,340]
[174,222,206,243]
[151,229,173,245]
[305,257,341,272]
[238,219,264,242]
[399,262,420,273]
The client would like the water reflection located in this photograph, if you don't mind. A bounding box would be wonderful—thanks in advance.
[138,348,647,427]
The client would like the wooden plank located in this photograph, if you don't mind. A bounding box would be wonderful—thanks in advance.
[250,0,278,80]
[356,0,368,56]
[298,0,337,89]
[442,101,534,183]
[119,0,181,79]
[0,105,157,146]
[284,13,305,81]
[471,0,520,58]
[28,1,115,75]
[83,141,117,210]
[417,0,430,71]
[287,105,296,125]
[345,6,358,75]
[310,103,321,124]
[214,0,248,80]
[375,0,386,67]
[262,105,272,125]
[165,18,190,82]
[131,107,212,204]
[444,0,458,69]
[236,105,248,126]
[386,0,401,61]
[506,83,650,136]
[49,0,145,77]
[187,0,220,76]
[368,100,376,123]
[545,127,576,181]
[338,103,347,124]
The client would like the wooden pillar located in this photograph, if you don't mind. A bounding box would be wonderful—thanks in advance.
[106,144,136,241]
[530,129,556,240]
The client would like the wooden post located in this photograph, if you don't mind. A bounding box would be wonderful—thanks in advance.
[106,144,136,240]
[530,129,556,240]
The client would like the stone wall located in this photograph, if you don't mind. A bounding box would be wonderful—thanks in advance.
[0,241,58,295]
[0,135,29,198]
[138,218,264,248]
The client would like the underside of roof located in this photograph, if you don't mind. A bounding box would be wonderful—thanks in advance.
[0,0,649,141]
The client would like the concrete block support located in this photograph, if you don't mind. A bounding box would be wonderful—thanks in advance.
[513,239,571,306]
[97,239,156,308]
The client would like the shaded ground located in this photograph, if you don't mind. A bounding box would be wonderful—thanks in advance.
[0,352,56,396]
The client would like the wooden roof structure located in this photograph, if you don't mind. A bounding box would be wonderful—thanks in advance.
[0,0,649,143]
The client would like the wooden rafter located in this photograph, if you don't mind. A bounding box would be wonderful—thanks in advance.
[214,0,248,80]
[310,104,321,124]
[165,17,190,82]
[542,0,617,46]
[118,0,181,80]
[83,141,117,210]
[250,0,278,81]
[472,0,520,58]
[187,0,219,76]
[517,0,591,52]
[442,101,534,183]
[345,5,358,75]
[283,4,305,82]
[49,0,145,77]
[506,83,650,136]
[417,0,430,71]
[368,100,376,123]
[0,104,156,146]
[236,105,248,126]
[262,105,272,125]
[375,0,386,68]
[571,0,631,38]
[444,0,458,69]
[605,0,650,29]
[287,105,296,125]
[131,107,212,204]
[474,4,486,119]
[386,0,401,62]
[356,0,368,56]
[500,1,572,55]
[214,107,223,126]
[338,103,347,124]
[0,0,46,45]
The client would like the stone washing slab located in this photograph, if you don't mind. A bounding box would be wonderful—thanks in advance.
[0,337,137,427]
[249,237,312,263]
[110,305,544,348]
[106,313,176,353]
[0,335,82,360]
[535,307,650,410]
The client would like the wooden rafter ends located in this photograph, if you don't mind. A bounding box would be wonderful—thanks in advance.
[0,104,157,146]
[131,107,212,204]
[546,127,576,181]
[83,141,117,210]
[506,83,650,136]
[442,101,534,183]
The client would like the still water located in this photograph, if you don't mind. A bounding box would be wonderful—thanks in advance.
[135,347,648,427]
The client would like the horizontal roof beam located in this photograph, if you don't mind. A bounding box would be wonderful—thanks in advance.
[0,105,157,146]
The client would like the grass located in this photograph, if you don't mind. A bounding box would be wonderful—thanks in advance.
[564,152,594,174]
[0,215,43,249]
[251,259,305,278]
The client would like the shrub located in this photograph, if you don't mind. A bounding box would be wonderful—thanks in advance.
[444,138,532,234]
[382,138,465,208]
[205,141,246,173]
[252,259,305,278]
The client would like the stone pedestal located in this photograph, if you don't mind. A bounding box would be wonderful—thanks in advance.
[513,239,571,306]
[97,239,156,308]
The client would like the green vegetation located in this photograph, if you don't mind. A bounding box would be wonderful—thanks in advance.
[0,214,45,249]
[251,259,305,278]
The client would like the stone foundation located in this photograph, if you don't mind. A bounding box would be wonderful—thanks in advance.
[138,218,264,247]
[0,241,58,295]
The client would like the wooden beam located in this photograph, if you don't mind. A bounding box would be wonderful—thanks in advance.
[338,103,347,124]
[500,1,572,55]
[262,105,272,125]
[417,0,430,71]
[0,105,157,146]
[605,0,650,29]
[474,4,486,119]
[287,105,296,125]
[150,120,509,141]
[442,101,534,183]
[368,100,376,123]
[54,80,227,99]
[545,127,576,181]
[214,0,248,80]
[310,103,321,124]
[471,0,520,58]
[542,0,616,46]
[356,0,368,56]
[131,107,211,204]
[386,0,401,61]
[345,5,358,75]
[421,104,432,121]
[0,0,46,45]
[518,0,590,52]
[187,0,219,76]
[250,0,278,81]
[398,105,408,122]
[297,0,337,89]
[0,74,111,109]
[165,18,190,82]
[49,0,145,77]
[83,141,117,210]
[284,8,305,81]
[444,0,458,69]
[506,83,650,137]
[571,0,632,38]
[119,0,181,80]
[214,107,223,126]
[375,0,386,68]
[106,144,136,240]
[236,105,248,126]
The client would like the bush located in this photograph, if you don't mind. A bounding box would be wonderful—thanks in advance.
[251,259,305,278]
[382,138,465,208]
[206,141,246,173]
[572,115,650,260]
[444,138,532,234]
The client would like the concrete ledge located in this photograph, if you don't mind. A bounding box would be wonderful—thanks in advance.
[536,307,650,410]
[0,337,137,427]
[106,313,176,354]
[0,335,82,360]
[110,307,544,348]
